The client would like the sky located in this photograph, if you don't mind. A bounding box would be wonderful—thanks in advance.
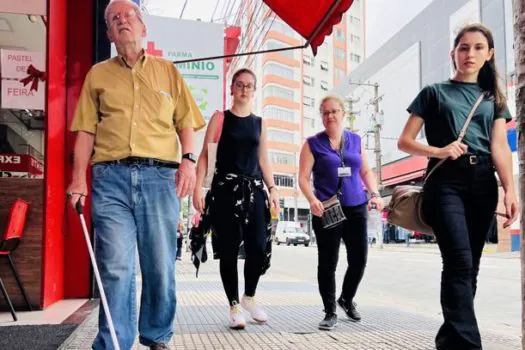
[142,0,436,56]
[365,0,434,54]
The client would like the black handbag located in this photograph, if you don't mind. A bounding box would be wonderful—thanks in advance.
[321,132,347,229]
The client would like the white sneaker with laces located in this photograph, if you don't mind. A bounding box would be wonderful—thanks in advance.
[229,302,246,330]
[241,295,268,323]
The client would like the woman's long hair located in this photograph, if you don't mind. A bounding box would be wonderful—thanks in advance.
[453,23,506,115]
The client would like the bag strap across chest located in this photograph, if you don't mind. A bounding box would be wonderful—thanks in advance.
[423,93,485,183]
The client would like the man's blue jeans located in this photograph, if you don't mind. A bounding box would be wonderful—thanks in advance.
[90,163,179,350]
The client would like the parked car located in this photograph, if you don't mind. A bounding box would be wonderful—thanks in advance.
[412,231,435,243]
[275,221,310,246]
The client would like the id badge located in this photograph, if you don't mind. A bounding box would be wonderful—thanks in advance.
[337,167,351,177]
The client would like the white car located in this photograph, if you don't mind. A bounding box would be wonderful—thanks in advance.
[274,221,310,247]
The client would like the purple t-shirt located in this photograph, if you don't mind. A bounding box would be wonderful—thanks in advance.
[307,130,367,207]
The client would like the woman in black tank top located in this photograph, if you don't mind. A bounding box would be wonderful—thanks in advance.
[215,109,262,177]
[193,68,279,330]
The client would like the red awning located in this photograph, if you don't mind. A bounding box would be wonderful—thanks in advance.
[263,0,354,55]
[382,170,426,187]
[381,156,428,186]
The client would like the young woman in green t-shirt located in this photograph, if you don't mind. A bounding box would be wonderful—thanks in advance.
[398,23,518,350]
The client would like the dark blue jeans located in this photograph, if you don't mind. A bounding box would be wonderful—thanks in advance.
[423,157,497,350]
[91,163,180,349]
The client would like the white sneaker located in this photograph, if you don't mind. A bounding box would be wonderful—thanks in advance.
[241,295,268,323]
[229,302,246,330]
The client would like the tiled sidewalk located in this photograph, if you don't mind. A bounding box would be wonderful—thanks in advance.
[59,253,520,350]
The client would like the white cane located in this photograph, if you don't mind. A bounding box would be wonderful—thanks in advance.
[76,201,121,350]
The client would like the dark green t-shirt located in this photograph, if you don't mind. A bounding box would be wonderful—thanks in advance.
[407,79,512,155]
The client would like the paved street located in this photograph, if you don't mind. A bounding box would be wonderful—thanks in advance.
[60,243,521,349]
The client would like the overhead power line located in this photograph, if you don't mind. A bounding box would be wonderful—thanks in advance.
[179,0,189,18]
[210,0,220,21]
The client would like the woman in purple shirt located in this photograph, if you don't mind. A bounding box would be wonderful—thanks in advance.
[298,95,383,331]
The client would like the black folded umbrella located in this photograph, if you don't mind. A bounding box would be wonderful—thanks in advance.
[189,227,207,277]
[189,192,213,277]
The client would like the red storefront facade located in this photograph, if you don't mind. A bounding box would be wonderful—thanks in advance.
[0,0,246,310]
[0,0,109,310]
[44,0,94,308]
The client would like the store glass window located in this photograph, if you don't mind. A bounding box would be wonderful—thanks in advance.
[0,9,46,179]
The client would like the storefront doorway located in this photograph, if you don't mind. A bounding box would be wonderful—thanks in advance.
[0,0,97,311]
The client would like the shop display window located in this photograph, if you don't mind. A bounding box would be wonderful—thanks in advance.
[0,9,46,179]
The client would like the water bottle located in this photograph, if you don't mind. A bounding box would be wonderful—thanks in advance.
[368,203,383,248]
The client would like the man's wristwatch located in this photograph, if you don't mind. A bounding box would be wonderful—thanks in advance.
[370,192,380,198]
[182,153,197,163]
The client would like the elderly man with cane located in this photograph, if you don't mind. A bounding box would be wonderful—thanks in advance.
[66,0,205,348]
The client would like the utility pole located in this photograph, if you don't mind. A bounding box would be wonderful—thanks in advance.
[371,84,384,249]
[347,80,383,185]
[372,83,382,187]
[345,97,360,131]
[347,80,384,250]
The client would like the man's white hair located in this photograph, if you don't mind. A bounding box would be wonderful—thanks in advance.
[104,0,142,25]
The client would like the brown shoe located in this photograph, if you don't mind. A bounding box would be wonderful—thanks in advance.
[149,344,170,350]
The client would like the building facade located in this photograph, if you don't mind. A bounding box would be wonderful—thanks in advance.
[332,0,518,251]
[229,0,367,226]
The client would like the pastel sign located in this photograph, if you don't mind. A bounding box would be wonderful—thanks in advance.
[1,49,45,110]
[1,49,45,79]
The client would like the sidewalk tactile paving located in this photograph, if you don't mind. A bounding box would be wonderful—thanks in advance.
[59,257,521,350]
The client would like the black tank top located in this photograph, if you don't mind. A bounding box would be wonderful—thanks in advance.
[216,110,262,178]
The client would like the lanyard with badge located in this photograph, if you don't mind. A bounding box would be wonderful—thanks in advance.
[337,136,351,178]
